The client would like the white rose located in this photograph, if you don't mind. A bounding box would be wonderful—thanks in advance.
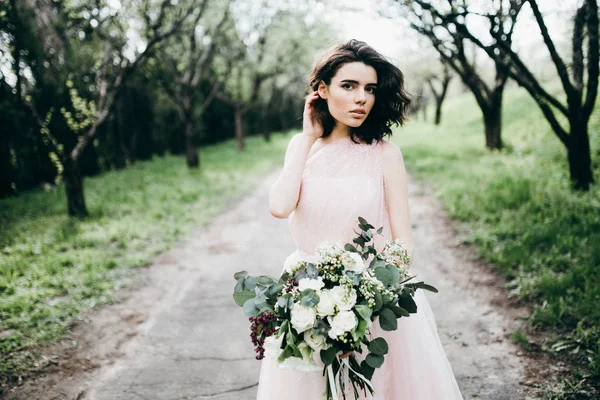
[315,289,336,316]
[327,311,358,339]
[290,303,317,333]
[341,252,366,274]
[331,286,357,311]
[263,334,284,359]
[297,277,325,292]
[283,252,306,274]
[303,330,329,351]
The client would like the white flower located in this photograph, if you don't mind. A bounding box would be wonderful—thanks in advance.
[340,251,366,274]
[297,277,325,292]
[263,333,284,359]
[327,311,358,339]
[283,251,306,274]
[303,330,329,351]
[290,303,317,333]
[279,342,321,372]
[331,286,357,311]
[315,241,344,259]
[315,289,336,316]
[379,239,412,268]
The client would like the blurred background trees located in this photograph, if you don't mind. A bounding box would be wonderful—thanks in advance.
[1,0,598,211]
[0,0,327,214]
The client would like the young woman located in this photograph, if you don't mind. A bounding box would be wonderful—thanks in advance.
[259,39,463,399]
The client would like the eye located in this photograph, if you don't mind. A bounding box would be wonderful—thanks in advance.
[366,87,377,94]
[342,83,353,90]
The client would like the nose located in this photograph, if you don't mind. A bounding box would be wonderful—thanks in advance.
[355,88,367,104]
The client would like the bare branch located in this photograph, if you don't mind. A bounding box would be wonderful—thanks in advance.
[583,0,599,117]
[527,0,574,97]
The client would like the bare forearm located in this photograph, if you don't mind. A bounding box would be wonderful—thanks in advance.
[269,134,317,219]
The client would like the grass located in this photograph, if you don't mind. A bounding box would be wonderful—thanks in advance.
[0,133,292,382]
[393,83,600,397]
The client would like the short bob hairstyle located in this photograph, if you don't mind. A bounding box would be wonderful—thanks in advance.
[307,39,411,144]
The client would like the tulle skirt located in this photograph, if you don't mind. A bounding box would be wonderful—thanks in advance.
[256,289,464,400]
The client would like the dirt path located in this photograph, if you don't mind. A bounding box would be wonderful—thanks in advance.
[5,170,529,400]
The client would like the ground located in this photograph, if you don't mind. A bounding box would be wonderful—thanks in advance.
[4,170,535,400]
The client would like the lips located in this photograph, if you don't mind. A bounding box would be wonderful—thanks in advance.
[350,109,366,117]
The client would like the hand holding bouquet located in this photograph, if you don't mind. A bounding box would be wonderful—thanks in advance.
[233,217,438,400]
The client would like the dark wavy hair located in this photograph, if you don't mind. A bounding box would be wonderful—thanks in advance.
[307,39,411,144]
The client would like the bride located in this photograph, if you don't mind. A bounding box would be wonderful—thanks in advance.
[258,39,463,399]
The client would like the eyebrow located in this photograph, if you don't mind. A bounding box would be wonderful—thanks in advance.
[340,79,378,86]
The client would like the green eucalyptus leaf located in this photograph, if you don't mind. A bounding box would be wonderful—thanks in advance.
[277,346,294,363]
[407,281,439,293]
[268,283,284,297]
[344,244,358,252]
[242,298,259,317]
[300,289,320,308]
[245,276,258,290]
[254,295,267,307]
[373,290,383,312]
[234,279,245,293]
[258,276,275,285]
[320,346,337,366]
[374,267,393,287]
[368,338,389,356]
[353,319,368,342]
[234,270,248,280]
[397,293,418,313]
[388,304,410,318]
[386,265,400,284]
[365,353,385,369]
[379,308,397,331]
[360,360,375,380]
[233,289,256,307]
[355,305,372,322]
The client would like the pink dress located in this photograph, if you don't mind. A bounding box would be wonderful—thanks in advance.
[257,136,464,399]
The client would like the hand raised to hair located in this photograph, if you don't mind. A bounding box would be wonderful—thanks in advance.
[302,91,324,139]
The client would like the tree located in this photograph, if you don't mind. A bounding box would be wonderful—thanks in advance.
[214,7,308,151]
[426,61,453,125]
[19,0,193,216]
[158,0,231,168]
[394,0,524,150]
[447,0,599,190]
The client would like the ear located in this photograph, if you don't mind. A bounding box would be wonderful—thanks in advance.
[317,81,328,100]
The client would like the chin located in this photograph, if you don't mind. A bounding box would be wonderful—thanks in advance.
[345,119,366,128]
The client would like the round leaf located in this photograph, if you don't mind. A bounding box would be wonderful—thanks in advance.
[379,308,398,331]
[368,338,389,356]
[365,353,384,369]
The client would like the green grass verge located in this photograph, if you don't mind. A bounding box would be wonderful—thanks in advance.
[393,84,600,395]
[0,133,292,382]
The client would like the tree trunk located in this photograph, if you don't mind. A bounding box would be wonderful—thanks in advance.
[483,89,504,150]
[263,109,271,142]
[185,119,199,168]
[483,107,502,150]
[567,119,594,191]
[64,156,88,217]
[434,99,442,125]
[235,107,245,151]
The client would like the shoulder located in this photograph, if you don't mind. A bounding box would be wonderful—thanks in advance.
[379,139,405,163]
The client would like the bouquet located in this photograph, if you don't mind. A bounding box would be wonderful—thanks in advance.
[233,217,438,399]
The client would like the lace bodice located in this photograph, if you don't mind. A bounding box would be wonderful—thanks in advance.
[289,136,391,257]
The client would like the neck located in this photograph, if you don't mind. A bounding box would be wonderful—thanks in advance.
[326,122,350,142]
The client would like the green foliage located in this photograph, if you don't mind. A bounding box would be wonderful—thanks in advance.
[0,132,292,382]
[396,84,600,386]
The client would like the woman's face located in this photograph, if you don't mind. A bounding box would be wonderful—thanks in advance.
[318,61,378,129]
